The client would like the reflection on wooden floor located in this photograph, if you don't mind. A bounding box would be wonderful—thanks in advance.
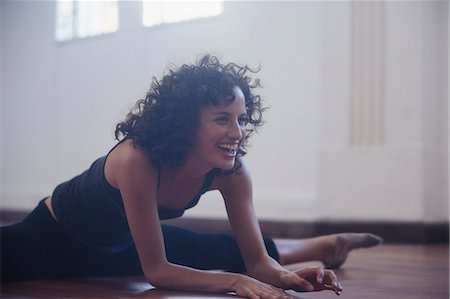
[1,243,448,299]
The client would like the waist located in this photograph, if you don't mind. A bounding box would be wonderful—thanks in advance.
[44,196,59,222]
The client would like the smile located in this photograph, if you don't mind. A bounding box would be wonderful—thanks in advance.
[217,143,239,157]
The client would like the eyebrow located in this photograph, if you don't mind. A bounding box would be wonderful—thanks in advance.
[212,112,247,117]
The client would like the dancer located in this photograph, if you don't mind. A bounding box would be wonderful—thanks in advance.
[1,55,382,298]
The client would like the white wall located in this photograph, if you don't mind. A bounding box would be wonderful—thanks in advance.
[0,1,3,201]
[317,1,449,222]
[421,1,449,223]
[0,1,448,223]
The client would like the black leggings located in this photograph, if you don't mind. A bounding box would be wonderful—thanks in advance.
[1,200,279,282]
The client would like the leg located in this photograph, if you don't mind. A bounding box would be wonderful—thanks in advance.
[275,233,383,269]
[76,225,280,275]
[1,201,278,281]
[161,225,279,273]
[1,200,68,281]
[0,200,143,281]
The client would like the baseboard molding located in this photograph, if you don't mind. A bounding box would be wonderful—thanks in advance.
[1,210,448,243]
[0,210,29,226]
[162,218,449,244]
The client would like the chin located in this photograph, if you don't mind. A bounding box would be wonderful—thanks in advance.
[217,159,236,171]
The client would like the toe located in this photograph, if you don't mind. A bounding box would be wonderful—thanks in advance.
[323,233,383,269]
[360,233,383,247]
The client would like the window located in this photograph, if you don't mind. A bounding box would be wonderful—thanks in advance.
[55,0,118,42]
[143,1,223,28]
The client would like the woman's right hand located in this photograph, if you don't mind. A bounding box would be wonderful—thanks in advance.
[232,274,294,299]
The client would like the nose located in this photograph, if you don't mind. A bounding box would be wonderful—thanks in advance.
[228,121,244,140]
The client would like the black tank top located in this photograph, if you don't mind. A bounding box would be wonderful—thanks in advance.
[51,143,216,253]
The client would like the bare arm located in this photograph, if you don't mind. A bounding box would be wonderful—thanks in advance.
[218,157,342,295]
[218,158,291,282]
[111,144,290,298]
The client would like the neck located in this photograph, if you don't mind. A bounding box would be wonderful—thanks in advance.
[162,156,212,183]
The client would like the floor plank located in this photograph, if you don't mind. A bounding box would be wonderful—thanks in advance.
[1,244,448,299]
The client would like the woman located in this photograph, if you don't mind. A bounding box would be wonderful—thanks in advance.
[1,55,381,298]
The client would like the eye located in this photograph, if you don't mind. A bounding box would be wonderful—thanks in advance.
[238,117,247,127]
[215,116,229,125]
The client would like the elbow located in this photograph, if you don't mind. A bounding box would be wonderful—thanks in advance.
[144,264,173,289]
[146,275,169,290]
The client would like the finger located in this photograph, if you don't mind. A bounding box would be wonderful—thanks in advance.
[288,274,315,292]
[315,268,324,284]
[318,282,341,296]
[246,291,260,299]
[323,270,343,294]
[265,286,293,299]
[254,286,292,299]
[323,270,338,284]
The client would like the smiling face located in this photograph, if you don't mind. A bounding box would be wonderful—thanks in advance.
[191,86,247,171]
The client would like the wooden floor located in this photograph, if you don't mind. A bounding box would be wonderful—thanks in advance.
[1,243,448,299]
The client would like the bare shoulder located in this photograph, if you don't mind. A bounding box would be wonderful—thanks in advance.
[110,139,148,164]
[105,139,157,190]
[211,157,252,197]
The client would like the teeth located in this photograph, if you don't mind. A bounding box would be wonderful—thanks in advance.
[218,143,239,155]
[219,143,238,150]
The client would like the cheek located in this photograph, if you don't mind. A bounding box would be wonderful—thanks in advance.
[197,129,220,148]
[240,127,247,140]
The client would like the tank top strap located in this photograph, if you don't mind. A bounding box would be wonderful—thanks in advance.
[200,168,218,194]
[106,137,129,157]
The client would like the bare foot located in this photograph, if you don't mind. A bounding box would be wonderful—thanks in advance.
[275,233,383,268]
[323,233,383,269]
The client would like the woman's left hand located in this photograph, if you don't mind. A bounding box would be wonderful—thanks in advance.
[279,267,343,295]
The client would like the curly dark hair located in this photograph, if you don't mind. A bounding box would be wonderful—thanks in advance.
[115,54,265,171]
